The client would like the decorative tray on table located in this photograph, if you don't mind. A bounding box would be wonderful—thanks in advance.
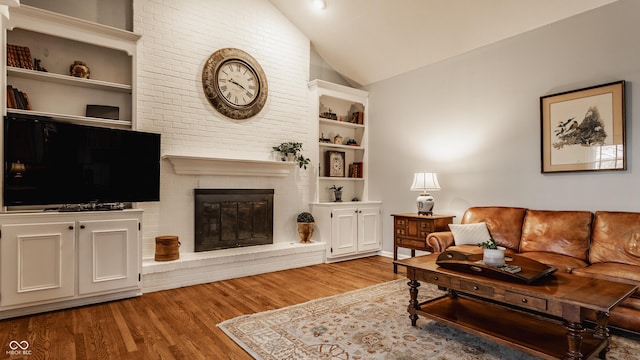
[436,250,557,284]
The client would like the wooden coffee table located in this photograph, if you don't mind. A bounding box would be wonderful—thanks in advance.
[395,254,638,360]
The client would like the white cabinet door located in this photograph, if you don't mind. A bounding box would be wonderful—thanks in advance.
[77,219,139,295]
[358,207,381,252]
[0,222,75,307]
[330,207,358,257]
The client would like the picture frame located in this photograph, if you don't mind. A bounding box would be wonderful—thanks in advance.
[325,151,345,177]
[540,80,625,173]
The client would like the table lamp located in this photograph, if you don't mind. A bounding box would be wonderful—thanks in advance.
[410,172,440,215]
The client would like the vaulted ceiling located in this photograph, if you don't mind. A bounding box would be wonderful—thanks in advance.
[268,0,618,86]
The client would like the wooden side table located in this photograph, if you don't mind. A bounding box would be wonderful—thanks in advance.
[391,213,454,273]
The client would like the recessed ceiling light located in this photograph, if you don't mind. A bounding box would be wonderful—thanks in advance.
[312,0,326,10]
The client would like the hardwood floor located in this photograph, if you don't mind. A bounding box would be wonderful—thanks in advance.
[0,256,404,360]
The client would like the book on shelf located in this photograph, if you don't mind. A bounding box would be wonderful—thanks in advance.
[351,111,364,125]
[6,85,32,110]
[349,162,364,178]
[6,44,34,70]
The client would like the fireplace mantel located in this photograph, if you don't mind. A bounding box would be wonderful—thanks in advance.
[162,154,296,177]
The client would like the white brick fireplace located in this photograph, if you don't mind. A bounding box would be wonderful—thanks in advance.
[141,156,325,293]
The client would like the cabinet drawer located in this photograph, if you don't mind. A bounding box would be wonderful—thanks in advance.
[505,291,547,312]
[460,280,494,297]
[396,237,427,249]
[418,270,451,287]
[419,221,435,232]
[395,228,406,236]
[395,218,407,226]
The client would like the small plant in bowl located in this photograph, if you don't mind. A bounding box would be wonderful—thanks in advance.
[477,238,499,249]
[297,212,315,243]
[272,142,311,169]
[478,238,505,267]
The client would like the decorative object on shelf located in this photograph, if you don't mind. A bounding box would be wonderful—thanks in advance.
[8,161,26,179]
[86,105,120,120]
[330,185,343,202]
[272,142,310,169]
[296,212,315,243]
[69,60,90,78]
[349,162,363,178]
[477,238,506,267]
[320,108,337,120]
[33,58,47,72]
[325,151,345,177]
[202,47,268,120]
[346,138,358,146]
[410,172,440,215]
[541,80,625,173]
[333,133,343,145]
[319,132,331,143]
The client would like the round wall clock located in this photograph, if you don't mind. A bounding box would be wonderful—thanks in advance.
[202,48,268,120]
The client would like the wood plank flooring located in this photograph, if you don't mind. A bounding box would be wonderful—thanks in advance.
[0,256,404,360]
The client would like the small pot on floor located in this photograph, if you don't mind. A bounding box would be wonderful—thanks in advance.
[297,222,314,243]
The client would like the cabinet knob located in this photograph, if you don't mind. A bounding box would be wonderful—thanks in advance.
[522,298,528,303]
[433,276,438,280]
[68,225,74,230]
[80,225,86,229]
[473,286,479,290]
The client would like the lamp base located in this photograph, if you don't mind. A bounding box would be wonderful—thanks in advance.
[416,193,434,216]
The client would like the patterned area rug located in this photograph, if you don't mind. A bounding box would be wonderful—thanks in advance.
[218,279,639,359]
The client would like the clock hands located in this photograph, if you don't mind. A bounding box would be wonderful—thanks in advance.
[228,78,247,91]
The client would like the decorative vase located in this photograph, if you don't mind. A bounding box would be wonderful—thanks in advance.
[297,222,314,243]
[483,247,505,267]
[333,190,343,202]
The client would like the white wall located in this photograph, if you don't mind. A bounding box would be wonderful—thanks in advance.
[133,0,312,257]
[367,0,640,256]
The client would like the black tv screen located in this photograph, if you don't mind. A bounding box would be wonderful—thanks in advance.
[4,114,161,207]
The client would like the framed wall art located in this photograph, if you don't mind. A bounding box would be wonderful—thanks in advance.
[540,80,625,173]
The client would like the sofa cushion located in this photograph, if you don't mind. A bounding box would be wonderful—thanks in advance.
[520,210,592,261]
[517,251,588,273]
[461,207,526,251]
[449,222,491,246]
[590,211,640,266]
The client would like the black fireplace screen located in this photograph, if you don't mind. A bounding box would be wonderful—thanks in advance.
[194,189,274,252]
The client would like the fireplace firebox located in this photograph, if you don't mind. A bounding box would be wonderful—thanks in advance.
[194,189,274,252]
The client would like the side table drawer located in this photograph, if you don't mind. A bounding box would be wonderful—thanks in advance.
[505,291,547,312]
[419,220,435,232]
[460,280,495,297]
[396,237,426,249]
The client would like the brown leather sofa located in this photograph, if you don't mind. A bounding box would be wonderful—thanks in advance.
[426,206,640,334]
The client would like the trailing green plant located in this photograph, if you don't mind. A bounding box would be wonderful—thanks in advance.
[477,238,498,249]
[272,142,311,169]
[297,212,315,223]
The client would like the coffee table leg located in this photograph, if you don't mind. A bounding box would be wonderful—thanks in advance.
[565,321,585,360]
[408,279,420,326]
[594,311,611,358]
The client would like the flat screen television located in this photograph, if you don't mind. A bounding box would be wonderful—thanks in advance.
[3,114,161,207]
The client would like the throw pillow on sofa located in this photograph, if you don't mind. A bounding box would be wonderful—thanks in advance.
[449,222,491,246]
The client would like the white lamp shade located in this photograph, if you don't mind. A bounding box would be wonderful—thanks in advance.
[410,172,440,192]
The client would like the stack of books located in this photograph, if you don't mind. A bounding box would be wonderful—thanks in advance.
[349,162,363,178]
[6,44,34,70]
[6,85,32,110]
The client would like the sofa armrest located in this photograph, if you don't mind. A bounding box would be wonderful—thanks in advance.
[427,231,455,252]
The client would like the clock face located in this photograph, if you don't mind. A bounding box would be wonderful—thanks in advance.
[202,48,268,120]
[216,60,259,107]
[326,151,345,177]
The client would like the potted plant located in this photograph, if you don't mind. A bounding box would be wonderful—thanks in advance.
[478,238,505,267]
[272,142,311,169]
[296,212,315,243]
[329,185,343,202]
